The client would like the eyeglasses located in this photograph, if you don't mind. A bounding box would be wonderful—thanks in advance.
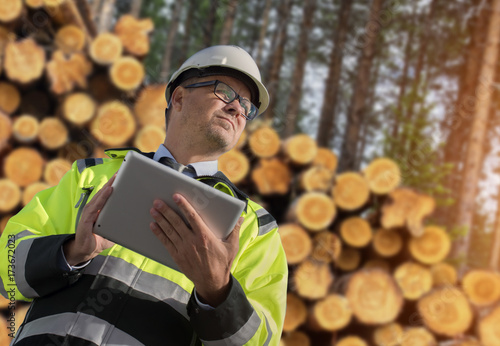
[184,80,259,120]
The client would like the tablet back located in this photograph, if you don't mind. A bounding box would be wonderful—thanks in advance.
[93,150,246,271]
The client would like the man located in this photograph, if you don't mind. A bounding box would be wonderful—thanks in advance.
[1,45,288,345]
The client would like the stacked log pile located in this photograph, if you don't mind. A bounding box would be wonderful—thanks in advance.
[0,1,499,345]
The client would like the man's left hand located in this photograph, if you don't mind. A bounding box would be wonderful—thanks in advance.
[149,194,244,307]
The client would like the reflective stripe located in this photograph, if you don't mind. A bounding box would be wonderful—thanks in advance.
[14,238,39,298]
[255,208,278,236]
[4,230,34,248]
[263,315,272,346]
[77,158,104,174]
[0,276,7,298]
[85,255,191,319]
[201,310,261,346]
[14,312,144,345]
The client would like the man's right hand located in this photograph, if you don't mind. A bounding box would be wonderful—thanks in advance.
[63,173,117,266]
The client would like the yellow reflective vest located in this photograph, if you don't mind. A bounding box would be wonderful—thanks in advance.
[0,148,288,346]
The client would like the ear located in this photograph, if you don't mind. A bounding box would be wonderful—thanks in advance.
[170,87,185,111]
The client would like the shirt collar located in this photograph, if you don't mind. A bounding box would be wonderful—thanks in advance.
[153,144,218,177]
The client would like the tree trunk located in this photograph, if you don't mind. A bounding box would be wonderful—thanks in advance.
[283,0,316,138]
[255,0,273,67]
[97,0,116,33]
[159,0,183,82]
[316,0,352,148]
[452,0,500,273]
[490,193,500,270]
[440,0,489,226]
[264,0,293,120]
[203,0,219,47]
[129,0,143,17]
[219,0,238,45]
[338,0,384,172]
[178,0,197,67]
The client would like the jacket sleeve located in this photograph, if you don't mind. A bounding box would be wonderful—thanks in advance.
[187,206,288,346]
[0,161,85,301]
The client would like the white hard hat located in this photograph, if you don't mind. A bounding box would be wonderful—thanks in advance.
[165,45,269,116]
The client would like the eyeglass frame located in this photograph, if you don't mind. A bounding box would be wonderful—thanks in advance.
[183,80,259,120]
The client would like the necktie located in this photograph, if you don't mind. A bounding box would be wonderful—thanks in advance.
[158,156,196,176]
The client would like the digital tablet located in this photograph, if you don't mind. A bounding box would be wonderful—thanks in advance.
[93,150,246,271]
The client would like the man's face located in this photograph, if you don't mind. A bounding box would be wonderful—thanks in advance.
[170,75,250,155]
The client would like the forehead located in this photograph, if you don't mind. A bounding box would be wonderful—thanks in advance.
[197,75,251,99]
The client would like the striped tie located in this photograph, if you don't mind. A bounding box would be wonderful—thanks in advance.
[158,156,196,176]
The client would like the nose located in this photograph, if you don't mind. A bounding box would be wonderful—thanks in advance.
[223,99,245,118]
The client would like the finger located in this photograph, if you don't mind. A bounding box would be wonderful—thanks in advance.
[172,194,207,236]
[83,174,117,218]
[150,221,178,256]
[150,204,183,243]
[226,216,244,244]
[153,199,191,233]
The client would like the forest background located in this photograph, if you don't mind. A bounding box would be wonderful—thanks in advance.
[120,0,500,271]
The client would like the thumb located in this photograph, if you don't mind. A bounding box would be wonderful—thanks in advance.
[226,216,244,244]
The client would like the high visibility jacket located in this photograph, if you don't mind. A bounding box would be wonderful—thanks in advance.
[0,148,288,346]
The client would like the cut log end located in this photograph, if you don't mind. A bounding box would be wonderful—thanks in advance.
[55,25,86,54]
[91,101,136,146]
[309,294,352,331]
[44,158,72,186]
[311,231,342,263]
[295,192,336,231]
[38,117,69,150]
[394,261,433,300]
[0,81,21,114]
[110,56,145,91]
[0,111,12,150]
[283,293,307,332]
[430,262,457,287]
[13,115,40,143]
[418,287,473,337]
[312,147,338,172]
[332,172,370,211]
[409,225,451,265]
[335,247,361,272]
[5,39,46,84]
[133,84,168,129]
[479,304,500,345]
[284,133,318,165]
[22,182,51,206]
[218,149,250,184]
[251,158,292,195]
[133,124,166,153]
[280,331,311,346]
[340,217,373,248]
[0,0,23,23]
[0,179,21,213]
[462,269,500,307]
[400,327,436,346]
[90,32,123,65]
[300,166,333,193]
[248,126,281,158]
[373,322,403,346]
[4,147,44,187]
[63,93,96,126]
[279,223,312,265]
[363,158,401,194]
[293,259,334,300]
[372,228,403,257]
[345,269,404,325]
[335,336,368,346]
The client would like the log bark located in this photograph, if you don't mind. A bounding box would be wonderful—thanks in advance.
[219,0,238,45]
[129,0,143,17]
[97,0,116,33]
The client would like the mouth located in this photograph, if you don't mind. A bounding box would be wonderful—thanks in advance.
[217,116,235,129]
